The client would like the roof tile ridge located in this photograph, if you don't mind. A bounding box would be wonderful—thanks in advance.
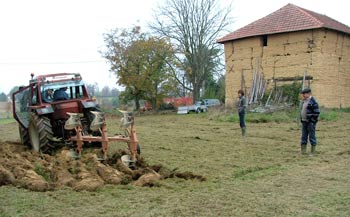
[294,4,324,27]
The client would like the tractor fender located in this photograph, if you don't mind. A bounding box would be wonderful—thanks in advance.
[81,101,98,108]
[33,105,54,115]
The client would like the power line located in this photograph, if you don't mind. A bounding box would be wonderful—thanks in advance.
[0,60,105,65]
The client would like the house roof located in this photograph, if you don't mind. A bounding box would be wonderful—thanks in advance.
[217,3,350,43]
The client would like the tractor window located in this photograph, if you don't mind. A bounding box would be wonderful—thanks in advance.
[32,86,38,104]
[41,80,86,100]
[73,85,83,99]
[65,85,83,99]
[66,86,79,99]
[13,86,31,128]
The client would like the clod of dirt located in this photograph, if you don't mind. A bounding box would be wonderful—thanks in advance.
[133,170,161,187]
[0,165,15,185]
[115,159,134,176]
[56,149,78,162]
[54,169,75,187]
[96,163,123,184]
[0,141,206,192]
[72,169,104,191]
[169,171,206,181]
[18,170,52,192]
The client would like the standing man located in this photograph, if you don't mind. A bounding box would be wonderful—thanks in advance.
[237,90,247,137]
[300,88,320,156]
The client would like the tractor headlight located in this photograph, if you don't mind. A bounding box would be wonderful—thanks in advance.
[82,101,96,108]
[36,106,54,115]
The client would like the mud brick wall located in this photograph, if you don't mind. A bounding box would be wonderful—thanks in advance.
[223,29,350,108]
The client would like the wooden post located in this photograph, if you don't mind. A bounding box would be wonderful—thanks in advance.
[302,70,306,90]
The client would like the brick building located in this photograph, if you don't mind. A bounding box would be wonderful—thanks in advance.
[218,4,350,108]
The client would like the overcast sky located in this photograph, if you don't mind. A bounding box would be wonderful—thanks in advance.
[0,0,349,94]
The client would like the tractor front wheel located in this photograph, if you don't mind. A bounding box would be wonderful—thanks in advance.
[28,113,54,153]
[18,125,30,147]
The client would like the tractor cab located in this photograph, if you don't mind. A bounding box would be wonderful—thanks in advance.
[13,73,96,128]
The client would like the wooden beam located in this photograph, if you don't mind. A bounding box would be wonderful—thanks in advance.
[272,76,313,82]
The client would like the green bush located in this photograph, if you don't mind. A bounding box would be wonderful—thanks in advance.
[247,112,293,123]
[262,82,302,106]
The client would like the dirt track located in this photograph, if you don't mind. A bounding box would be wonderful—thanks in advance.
[0,141,205,191]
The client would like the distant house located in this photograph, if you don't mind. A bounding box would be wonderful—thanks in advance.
[218,3,350,108]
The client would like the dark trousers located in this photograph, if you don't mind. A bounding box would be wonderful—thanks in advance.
[238,111,246,128]
[301,121,317,145]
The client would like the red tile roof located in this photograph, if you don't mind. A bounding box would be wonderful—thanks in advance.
[217,3,350,43]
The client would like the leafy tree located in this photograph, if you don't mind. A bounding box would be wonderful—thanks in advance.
[0,92,7,102]
[216,74,226,103]
[203,74,225,103]
[111,88,119,97]
[204,79,219,99]
[102,26,176,110]
[111,97,118,107]
[8,86,19,97]
[150,0,232,102]
[101,86,111,97]
[135,37,178,109]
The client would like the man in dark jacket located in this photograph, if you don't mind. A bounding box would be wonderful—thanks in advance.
[300,88,320,156]
[237,90,247,137]
[53,87,69,101]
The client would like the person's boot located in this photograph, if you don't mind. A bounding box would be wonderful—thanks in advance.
[241,127,246,137]
[301,145,307,155]
[310,145,316,157]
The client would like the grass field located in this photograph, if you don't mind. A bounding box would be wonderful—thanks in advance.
[1,109,350,217]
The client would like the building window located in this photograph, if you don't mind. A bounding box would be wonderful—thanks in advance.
[262,35,268,46]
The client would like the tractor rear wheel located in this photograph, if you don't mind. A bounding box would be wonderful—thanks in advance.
[28,113,54,153]
[18,125,30,147]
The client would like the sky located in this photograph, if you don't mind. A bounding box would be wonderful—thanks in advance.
[0,0,349,94]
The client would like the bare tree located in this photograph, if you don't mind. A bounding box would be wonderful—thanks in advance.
[86,83,99,97]
[150,0,232,102]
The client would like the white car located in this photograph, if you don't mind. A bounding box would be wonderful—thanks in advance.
[177,101,207,114]
[203,99,221,107]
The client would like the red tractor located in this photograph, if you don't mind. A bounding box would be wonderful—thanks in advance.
[12,73,139,162]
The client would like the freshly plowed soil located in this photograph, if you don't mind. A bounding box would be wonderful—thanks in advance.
[0,141,205,191]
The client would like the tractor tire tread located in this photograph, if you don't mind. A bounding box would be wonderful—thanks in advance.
[30,113,54,153]
[19,125,30,147]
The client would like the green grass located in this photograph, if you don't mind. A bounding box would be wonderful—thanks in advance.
[34,163,53,183]
[0,117,15,124]
[218,109,348,123]
[218,110,297,123]
[319,110,339,121]
[233,165,285,180]
[1,111,350,216]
